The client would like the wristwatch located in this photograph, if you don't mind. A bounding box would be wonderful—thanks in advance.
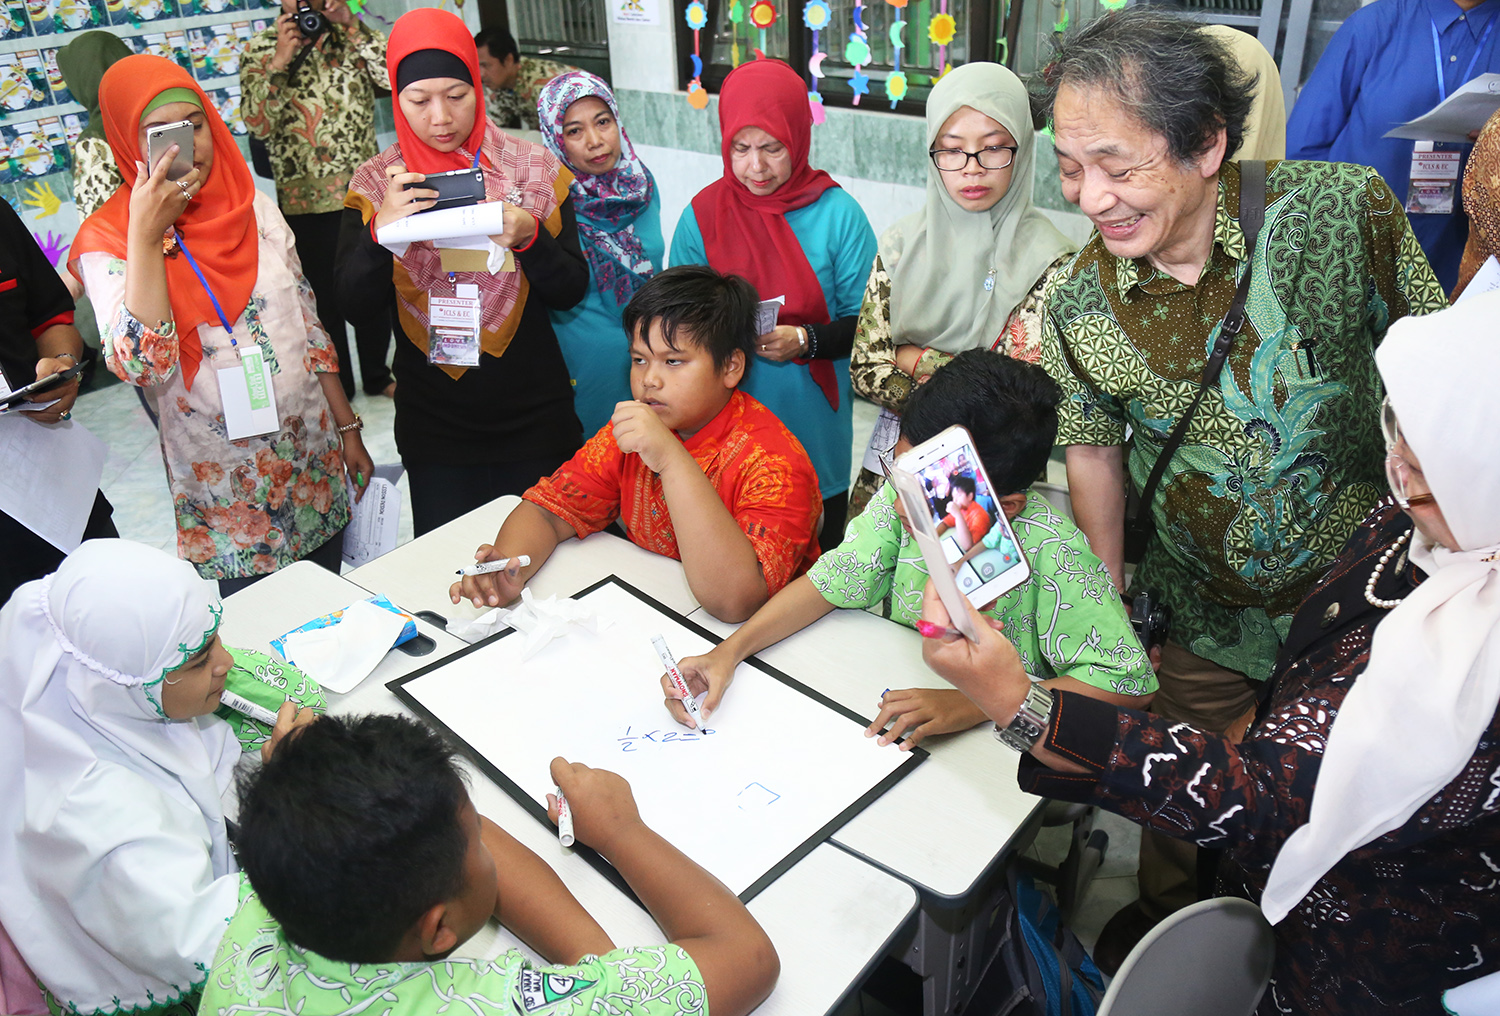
[993,684,1056,753]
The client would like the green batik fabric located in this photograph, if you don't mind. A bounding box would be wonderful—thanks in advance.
[200,891,706,1015]
[808,486,1156,695]
[214,647,326,755]
[1039,160,1447,681]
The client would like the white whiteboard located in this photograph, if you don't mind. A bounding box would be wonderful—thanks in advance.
[392,578,924,899]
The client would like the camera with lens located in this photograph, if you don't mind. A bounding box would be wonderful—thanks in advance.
[1128,588,1172,654]
[294,0,328,40]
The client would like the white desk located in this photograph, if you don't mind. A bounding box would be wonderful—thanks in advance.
[689,605,1044,901]
[347,495,699,633]
[222,563,918,1016]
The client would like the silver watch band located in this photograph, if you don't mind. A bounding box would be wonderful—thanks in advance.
[993,684,1055,753]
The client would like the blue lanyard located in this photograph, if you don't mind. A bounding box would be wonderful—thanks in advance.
[1431,13,1497,103]
[174,230,236,345]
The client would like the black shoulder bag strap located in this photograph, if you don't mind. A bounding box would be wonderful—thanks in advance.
[1120,160,1266,564]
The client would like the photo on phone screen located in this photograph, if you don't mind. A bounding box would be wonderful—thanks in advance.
[895,425,1030,607]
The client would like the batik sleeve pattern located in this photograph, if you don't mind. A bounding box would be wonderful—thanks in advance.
[728,442,823,594]
[523,426,626,539]
[1036,268,1128,448]
[216,647,326,754]
[849,255,914,412]
[511,946,706,1015]
[807,485,903,609]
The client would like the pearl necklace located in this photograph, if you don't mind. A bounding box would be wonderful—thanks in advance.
[1364,530,1411,609]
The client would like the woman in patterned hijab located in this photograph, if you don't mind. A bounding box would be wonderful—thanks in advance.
[536,70,662,435]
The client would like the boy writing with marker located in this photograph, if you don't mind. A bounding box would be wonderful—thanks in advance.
[451,265,822,623]
[200,713,779,1016]
[664,350,1157,744]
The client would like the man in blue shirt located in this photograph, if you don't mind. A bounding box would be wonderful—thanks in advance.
[1288,0,1500,291]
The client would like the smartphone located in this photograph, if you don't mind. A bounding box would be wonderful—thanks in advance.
[146,119,195,181]
[402,167,485,211]
[0,361,85,412]
[893,424,1031,609]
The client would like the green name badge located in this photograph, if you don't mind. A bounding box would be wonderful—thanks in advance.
[241,346,272,411]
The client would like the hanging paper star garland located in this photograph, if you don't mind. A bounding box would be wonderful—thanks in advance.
[928,1,954,79]
[845,0,870,105]
[886,0,907,108]
[804,0,831,124]
[685,1,710,108]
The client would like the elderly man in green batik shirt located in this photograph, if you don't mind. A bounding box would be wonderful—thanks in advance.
[1031,7,1447,970]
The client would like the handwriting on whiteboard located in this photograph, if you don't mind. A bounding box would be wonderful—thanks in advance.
[618,725,717,751]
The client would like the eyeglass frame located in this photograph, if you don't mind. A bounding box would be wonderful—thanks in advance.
[1379,395,1436,510]
[928,145,1019,172]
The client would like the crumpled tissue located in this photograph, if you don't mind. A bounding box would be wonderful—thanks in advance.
[446,587,612,658]
[279,598,409,693]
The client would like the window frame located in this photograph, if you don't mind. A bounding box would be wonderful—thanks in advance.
[672,0,1011,117]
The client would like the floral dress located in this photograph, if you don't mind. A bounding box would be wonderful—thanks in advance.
[77,190,349,580]
[844,251,1067,521]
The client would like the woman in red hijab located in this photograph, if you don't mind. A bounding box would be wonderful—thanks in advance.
[670,59,877,552]
[338,7,587,535]
[70,54,372,595]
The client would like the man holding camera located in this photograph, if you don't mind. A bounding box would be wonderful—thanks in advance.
[240,0,393,399]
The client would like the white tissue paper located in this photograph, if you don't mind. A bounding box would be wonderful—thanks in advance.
[280,599,409,694]
[445,587,612,658]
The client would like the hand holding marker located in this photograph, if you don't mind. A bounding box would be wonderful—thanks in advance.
[218,689,283,725]
[553,788,574,847]
[654,634,707,729]
[455,554,530,576]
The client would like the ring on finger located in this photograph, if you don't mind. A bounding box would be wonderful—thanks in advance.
[176,180,191,200]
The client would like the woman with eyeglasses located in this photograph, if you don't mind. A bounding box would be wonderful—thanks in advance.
[670,59,877,553]
[918,293,1500,1014]
[846,63,1076,521]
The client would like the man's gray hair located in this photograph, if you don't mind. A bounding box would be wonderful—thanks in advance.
[1030,7,1258,164]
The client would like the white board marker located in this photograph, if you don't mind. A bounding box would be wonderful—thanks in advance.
[218,689,281,726]
[456,555,531,577]
[652,634,705,729]
[555,789,575,847]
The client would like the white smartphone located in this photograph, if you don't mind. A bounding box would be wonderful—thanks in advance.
[146,119,195,180]
[890,424,1031,613]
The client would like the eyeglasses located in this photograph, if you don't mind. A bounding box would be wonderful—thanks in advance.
[928,145,1018,172]
[1380,397,1436,509]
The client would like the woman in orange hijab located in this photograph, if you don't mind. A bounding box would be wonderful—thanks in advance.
[339,8,587,535]
[71,55,372,595]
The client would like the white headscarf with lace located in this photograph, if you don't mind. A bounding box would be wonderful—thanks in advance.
[0,539,243,1012]
[1262,293,1500,923]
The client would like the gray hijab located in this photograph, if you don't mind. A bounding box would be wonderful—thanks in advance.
[884,62,1075,355]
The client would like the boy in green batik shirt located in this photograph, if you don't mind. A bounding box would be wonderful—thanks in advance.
[200,714,779,1016]
[663,350,1155,748]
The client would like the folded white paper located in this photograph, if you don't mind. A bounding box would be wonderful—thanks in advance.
[341,477,400,568]
[1385,73,1500,144]
[445,588,612,657]
[375,202,509,246]
[280,599,408,694]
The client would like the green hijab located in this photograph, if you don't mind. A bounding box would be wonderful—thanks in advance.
[882,62,1076,355]
[56,31,131,144]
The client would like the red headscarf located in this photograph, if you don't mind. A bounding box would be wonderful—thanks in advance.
[386,8,488,175]
[690,59,841,407]
[71,55,257,390]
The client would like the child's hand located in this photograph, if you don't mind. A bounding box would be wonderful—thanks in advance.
[865,687,989,749]
[547,757,644,855]
[261,700,317,762]
[662,648,734,728]
[449,543,526,608]
[611,401,684,475]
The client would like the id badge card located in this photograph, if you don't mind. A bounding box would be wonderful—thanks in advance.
[1407,142,1462,215]
[219,343,280,440]
[428,282,482,367]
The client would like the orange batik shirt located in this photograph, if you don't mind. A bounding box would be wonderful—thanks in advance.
[524,390,822,593]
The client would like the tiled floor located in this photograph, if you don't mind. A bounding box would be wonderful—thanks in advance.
[69,376,1139,1015]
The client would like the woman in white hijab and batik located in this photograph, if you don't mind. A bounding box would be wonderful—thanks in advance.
[916,292,1500,1014]
[0,540,311,1016]
[845,61,1076,520]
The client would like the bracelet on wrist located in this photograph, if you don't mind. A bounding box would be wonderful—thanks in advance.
[804,322,820,359]
[336,413,363,435]
[54,352,80,368]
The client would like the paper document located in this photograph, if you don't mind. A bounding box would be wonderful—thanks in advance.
[1457,255,1500,302]
[341,476,400,568]
[754,295,785,336]
[1385,73,1500,143]
[0,413,107,552]
[375,202,509,245]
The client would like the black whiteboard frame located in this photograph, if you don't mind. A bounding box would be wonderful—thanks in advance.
[389,574,927,903]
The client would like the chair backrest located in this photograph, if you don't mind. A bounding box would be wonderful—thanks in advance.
[1095,897,1274,1016]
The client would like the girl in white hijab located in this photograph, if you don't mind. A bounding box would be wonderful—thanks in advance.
[846,61,1077,519]
[0,540,244,1016]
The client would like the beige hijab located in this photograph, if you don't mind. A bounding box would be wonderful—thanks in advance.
[883,62,1075,355]
[1201,24,1286,161]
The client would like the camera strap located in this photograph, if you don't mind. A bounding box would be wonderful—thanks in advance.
[1058,160,1264,566]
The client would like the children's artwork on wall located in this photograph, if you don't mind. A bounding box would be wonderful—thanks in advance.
[391,576,925,902]
[0,50,48,112]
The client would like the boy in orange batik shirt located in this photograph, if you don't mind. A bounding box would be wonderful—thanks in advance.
[451,265,822,623]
